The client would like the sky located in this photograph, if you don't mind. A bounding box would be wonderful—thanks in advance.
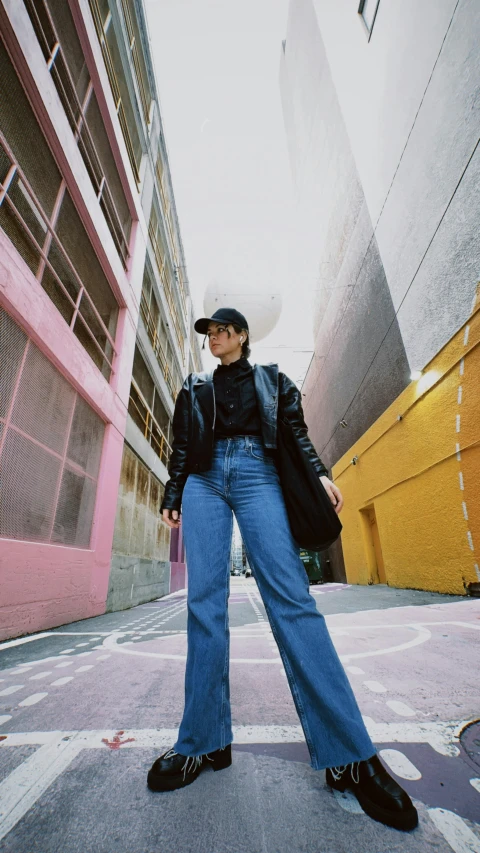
[144,0,314,384]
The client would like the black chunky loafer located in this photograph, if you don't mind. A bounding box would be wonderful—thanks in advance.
[326,754,418,831]
[147,744,232,792]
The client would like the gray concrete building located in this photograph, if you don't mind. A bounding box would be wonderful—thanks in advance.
[280,0,480,586]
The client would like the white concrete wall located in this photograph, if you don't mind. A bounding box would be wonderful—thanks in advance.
[311,0,480,369]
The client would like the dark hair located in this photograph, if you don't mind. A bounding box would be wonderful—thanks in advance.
[231,323,251,358]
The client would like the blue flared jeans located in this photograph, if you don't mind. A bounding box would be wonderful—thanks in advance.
[174,436,375,770]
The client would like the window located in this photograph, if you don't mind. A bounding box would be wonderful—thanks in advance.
[23,0,133,266]
[0,307,105,548]
[358,0,380,36]
[88,0,144,183]
[140,261,182,400]
[0,41,118,379]
[148,197,185,360]
[128,346,173,466]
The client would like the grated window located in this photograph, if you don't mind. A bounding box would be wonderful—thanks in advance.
[23,0,132,265]
[0,306,105,548]
[0,40,119,379]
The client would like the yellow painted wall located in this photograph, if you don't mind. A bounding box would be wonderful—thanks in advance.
[332,289,480,595]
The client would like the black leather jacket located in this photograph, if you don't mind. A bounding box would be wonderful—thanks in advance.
[160,363,328,512]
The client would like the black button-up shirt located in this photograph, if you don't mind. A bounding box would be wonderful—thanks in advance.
[213,357,262,438]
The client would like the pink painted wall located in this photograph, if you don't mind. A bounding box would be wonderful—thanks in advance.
[0,232,135,641]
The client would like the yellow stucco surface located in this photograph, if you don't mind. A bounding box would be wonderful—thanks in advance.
[332,294,480,595]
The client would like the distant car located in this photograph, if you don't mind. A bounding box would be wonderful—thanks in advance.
[232,568,242,576]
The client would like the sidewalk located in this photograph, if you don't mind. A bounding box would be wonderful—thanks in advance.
[0,580,479,852]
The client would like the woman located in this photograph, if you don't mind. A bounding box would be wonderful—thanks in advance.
[147,307,417,832]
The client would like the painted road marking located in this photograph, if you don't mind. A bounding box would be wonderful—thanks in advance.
[0,633,53,651]
[96,655,111,661]
[29,671,52,680]
[18,693,47,707]
[332,789,364,814]
[0,736,84,842]
[9,667,32,674]
[50,677,74,686]
[346,666,365,675]
[59,649,75,655]
[0,716,12,725]
[75,666,94,672]
[470,779,480,794]
[379,749,422,780]
[54,661,74,668]
[0,685,24,696]
[363,680,388,693]
[77,652,92,657]
[386,700,417,717]
[428,807,480,853]
[75,643,89,647]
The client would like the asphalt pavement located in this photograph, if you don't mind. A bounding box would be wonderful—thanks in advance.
[0,580,479,853]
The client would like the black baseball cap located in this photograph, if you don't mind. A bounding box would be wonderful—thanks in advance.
[194,307,249,336]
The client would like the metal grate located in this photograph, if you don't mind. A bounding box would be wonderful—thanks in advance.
[0,306,105,548]
[112,442,170,561]
[0,41,119,380]
[88,0,143,184]
[128,346,172,467]
[23,0,132,266]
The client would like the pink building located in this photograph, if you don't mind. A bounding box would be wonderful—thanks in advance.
[0,0,201,641]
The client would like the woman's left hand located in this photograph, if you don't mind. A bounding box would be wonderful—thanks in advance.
[320,476,344,514]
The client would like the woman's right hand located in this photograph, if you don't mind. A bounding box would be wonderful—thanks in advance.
[162,508,180,528]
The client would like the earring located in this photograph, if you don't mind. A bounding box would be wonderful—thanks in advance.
[240,337,243,342]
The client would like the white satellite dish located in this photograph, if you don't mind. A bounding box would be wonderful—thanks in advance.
[204,282,282,342]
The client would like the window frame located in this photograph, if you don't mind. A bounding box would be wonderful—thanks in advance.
[358,0,381,40]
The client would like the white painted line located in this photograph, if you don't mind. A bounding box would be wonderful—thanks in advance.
[18,693,47,707]
[379,749,422,780]
[0,736,83,842]
[75,666,94,673]
[386,700,416,717]
[95,655,111,661]
[50,677,74,687]
[459,472,464,491]
[332,789,364,814]
[467,531,474,551]
[9,667,33,674]
[76,652,92,657]
[0,716,12,726]
[29,672,52,681]
[75,643,89,647]
[0,685,24,697]
[363,680,387,693]
[0,633,53,652]
[463,325,470,346]
[470,779,480,795]
[456,414,461,433]
[458,386,463,405]
[54,661,74,668]
[1,719,468,756]
[456,442,462,461]
[59,649,75,655]
[463,502,469,520]
[460,357,465,376]
[428,807,480,853]
[346,666,365,675]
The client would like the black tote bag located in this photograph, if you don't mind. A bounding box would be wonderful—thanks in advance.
[276,416,342,552]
